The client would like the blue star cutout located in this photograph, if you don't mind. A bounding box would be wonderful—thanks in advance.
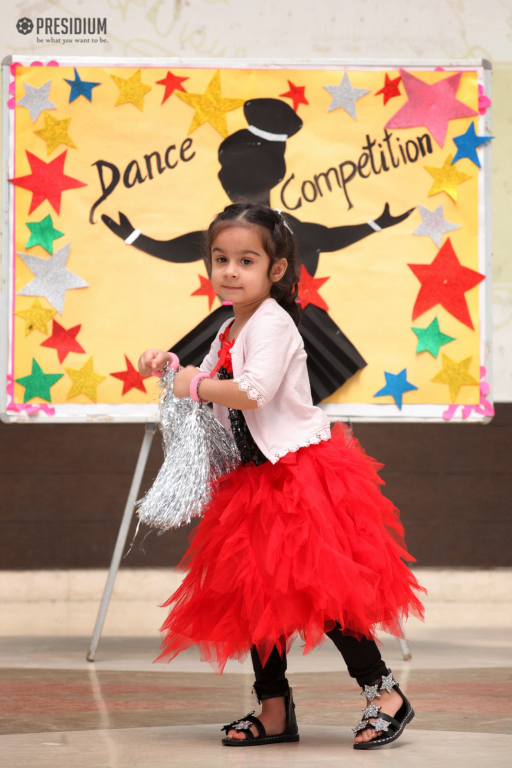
[374,369,418,410]
[451,122,494,168]
[64,68,101,103]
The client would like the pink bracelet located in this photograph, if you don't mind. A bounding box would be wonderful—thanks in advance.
[190,372,210,403]
[151,352,180,378]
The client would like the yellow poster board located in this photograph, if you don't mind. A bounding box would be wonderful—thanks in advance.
[1,57,492,422]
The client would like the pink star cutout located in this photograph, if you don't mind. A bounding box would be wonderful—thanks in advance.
[385,69,477,148]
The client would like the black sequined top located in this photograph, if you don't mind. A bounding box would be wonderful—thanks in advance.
[217,363,268,466]
[215,322,268,467]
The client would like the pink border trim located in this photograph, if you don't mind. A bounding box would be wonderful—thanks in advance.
[442,367,494,421]
[6,374,55,415]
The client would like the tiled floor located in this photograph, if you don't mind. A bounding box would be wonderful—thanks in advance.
[1,573,511,767]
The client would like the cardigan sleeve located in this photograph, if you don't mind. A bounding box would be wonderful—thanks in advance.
[234,311,299,408]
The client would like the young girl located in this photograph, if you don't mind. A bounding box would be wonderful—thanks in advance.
[138,203,426,750]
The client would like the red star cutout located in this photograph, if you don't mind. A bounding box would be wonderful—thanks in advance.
[375,73,402,105]
[279,80,309,112]
[9,150,87,214]
[385,69,478,147]
[110,355,150,395]
[155,71,189,104]
[298,265,329,310]
[408,238,484,329]
[40,319,85,363]
[191,274,217,310]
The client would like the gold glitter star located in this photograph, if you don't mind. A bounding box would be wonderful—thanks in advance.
[64,357,106,403]
[34,113,77,156]
[431,353,479,402]
[424,154,472,202]
[111,69,152,111]
[14,298,56,335]
[176,70,245,137]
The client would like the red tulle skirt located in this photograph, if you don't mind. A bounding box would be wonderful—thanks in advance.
[156,422,426,672]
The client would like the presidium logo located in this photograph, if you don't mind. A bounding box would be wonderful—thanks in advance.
[16,17,107,37]
[16,18,34,35]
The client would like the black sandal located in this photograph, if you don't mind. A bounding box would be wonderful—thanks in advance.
[352,672,415,750]
[221,687,300,746]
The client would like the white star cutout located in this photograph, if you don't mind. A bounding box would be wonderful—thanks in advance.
[324,72,370,120]
[16,81,57,122]
[17,243,88,314]
[413,204,460,247]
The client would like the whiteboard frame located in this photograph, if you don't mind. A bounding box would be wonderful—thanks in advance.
[1,55,492,424]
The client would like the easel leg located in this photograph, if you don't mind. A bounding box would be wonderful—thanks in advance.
[396,619,412,661]
[87,422,157,662]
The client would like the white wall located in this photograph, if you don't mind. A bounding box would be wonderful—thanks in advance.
[3,0,511,399]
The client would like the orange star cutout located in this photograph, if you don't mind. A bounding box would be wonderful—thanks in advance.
[110,355,150,395]
[298,265,329,310]
[9,150,87,214]
[279,80,309,112]
[192,274,218,310]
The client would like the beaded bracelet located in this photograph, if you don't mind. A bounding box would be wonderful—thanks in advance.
[190,372,210,403]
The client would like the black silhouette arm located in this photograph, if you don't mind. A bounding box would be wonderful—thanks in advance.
[102,212,205,263]
[312,203,415,253]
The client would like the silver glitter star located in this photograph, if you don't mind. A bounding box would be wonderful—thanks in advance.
[371,717,391,733]
[16,81,57,122]
[361,684,381,701]
[324,72,370,120]
[362,702,381,719]
[380,672,398,694]
[17,243,88,314]
[352,719,369,734]
[413,204,460,247]
[233,720,253,731]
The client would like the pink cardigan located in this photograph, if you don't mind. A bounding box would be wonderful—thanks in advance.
[199,298,331,463]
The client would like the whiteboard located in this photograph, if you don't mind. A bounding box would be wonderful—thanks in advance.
[1,56,493,423]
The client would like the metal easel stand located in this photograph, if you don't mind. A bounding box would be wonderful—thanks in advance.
[87,422,157,662]
[397,618,412,661]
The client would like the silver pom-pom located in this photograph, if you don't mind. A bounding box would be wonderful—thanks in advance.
[135,364,240,531]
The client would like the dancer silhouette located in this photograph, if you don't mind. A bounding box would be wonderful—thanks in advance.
[102,98,413,402]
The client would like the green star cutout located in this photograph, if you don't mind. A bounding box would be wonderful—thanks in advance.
[15,358,63,402]
[412,317,455,357]
[25,214,64,254]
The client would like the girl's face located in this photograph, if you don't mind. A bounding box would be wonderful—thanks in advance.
[211,225,287,309]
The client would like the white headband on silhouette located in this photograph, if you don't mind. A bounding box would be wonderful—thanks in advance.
[247,125,288,142]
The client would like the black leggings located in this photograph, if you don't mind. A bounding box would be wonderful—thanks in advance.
[251,623,389,701]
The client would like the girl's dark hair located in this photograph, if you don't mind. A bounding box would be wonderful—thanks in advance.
[205,203,301,326]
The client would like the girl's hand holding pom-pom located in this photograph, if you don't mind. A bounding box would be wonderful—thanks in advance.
[138,348,172,378]
[173,365,202,398]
